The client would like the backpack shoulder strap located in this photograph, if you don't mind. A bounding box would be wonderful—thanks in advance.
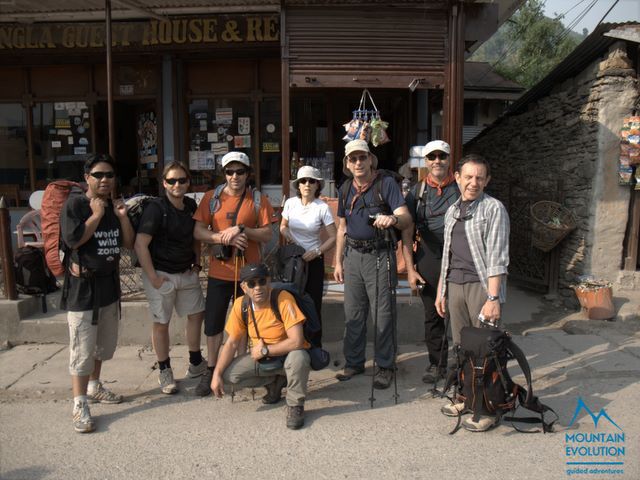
[339,178,353,213]
[209,183,226,214]
[269,288,283,324]
[417,180,427,208]
[241,295,252,326]
[252,188,262,226]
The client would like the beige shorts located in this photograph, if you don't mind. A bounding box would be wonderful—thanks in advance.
[68,301,119,377]
[142,269,205,324]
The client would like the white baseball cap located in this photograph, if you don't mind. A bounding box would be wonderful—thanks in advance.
[221,151,251,168]
[423,140,451,157]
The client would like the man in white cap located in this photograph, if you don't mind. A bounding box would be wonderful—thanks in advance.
[193,151,277,396]
[402,140,459,385]
[333,139,412,390]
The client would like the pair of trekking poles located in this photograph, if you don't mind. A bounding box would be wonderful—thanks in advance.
[369,227,399,408]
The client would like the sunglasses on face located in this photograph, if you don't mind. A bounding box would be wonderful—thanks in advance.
[426,153,449,161]
[89,171,115,179]
[225,168,247,177]
[165,177,188,185]
[246,277,268,289]
[299,178,317,185]
[347,154,369,164]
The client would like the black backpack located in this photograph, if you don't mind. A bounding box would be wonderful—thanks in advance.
[339,169,404,217]
[270,245,308,294]
[14,246,58,313]
[444,326,558,434]
[241,282,330,370]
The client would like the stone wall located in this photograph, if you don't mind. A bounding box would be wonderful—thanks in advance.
[466,42,638,306]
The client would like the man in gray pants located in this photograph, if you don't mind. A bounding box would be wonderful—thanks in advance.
[435,153,510,432]
[333,140,412,390]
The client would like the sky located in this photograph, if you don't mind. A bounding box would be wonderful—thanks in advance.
[543,0,640,34]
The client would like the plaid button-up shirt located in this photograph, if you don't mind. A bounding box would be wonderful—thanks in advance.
[439,192,510,302]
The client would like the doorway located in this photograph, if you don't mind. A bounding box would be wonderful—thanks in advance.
[95,100,160,195]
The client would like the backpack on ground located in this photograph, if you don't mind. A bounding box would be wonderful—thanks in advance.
[41,180,85,277]
[443,325,558,434]
[270,244,308,294]
[14,246,58,313]
[241,282,330,370]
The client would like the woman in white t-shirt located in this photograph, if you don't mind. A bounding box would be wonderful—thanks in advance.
[281,166,337,344]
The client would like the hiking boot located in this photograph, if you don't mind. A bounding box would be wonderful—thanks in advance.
[195,368,213,397]
[158,368,178,394]
[462,415,498,432]
[335,366,365,382]
[422,364,438,384]
[441,401,471,417]
[286,405,305,430]
[372,367,394,390]
[262,375,287,405]
[72,401,96,434]
[87,382,123,404]
[186,360,208,378]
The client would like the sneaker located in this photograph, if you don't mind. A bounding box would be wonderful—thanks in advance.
[462,415,498,432]
[286,405,305,430]
[186,360,208,378]
[72,401,96,433]
[335,366,365,382]
[195,368,213,397]
[158,368,178,394]
[441,401,471,417]
[87,382,123,404]
[262,375,287,405]
[372,367,394,390]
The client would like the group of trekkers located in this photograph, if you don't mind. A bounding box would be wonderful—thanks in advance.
[60,138,509,433]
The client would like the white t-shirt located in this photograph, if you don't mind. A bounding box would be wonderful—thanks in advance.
[281,197,335,251]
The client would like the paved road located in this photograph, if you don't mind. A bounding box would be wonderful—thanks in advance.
[1,322,639,480]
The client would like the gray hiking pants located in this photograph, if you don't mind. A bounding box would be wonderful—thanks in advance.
[342,246,398,369]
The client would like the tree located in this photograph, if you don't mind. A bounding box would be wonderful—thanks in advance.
[470,0,581,88]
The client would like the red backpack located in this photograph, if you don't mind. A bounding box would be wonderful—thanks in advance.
[41,180,86,277]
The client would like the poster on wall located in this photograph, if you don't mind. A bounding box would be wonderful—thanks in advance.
[216,108,233,124]
[48,101,92,160]
[238,117,251,135]
[233,135,251,148]
[137,111,158,164]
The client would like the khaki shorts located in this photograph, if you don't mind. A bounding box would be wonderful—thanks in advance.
[142,269,205,324]
[68,301,119,377]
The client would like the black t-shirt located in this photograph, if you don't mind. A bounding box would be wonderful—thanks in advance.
[447,201,480,284]
[60,193,122,312]
[137,196,197,273]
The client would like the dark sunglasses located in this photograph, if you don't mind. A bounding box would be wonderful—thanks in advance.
[347,154,369,163]
[225,168,247,177]
[165,177,188,185]
[246,277,267,289]
[89,171,115,179]
[299,178,317,185]
[426,152,449,161]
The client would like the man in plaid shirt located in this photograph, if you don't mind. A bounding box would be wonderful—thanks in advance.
[435,153,510,432]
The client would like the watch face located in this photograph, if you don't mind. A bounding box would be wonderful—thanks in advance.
[261,346,269,356]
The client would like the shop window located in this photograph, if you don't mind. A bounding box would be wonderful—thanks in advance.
[33,102,92,182]
[464,101,478,126]
[187,98,252,188]
[259,97,281,185]
[0,103,28,187]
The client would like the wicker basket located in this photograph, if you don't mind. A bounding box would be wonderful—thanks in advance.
[530,201,576,252]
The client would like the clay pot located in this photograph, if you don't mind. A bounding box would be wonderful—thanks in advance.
[573,285,615,320]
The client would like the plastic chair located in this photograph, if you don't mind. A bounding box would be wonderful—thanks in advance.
[16,209,44,249]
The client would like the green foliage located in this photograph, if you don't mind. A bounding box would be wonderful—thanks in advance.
[470,0,582,88]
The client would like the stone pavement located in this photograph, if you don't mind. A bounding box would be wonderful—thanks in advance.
[1,309,640,479]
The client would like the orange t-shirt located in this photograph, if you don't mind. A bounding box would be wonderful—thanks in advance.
[193,187,276,281]
[225,290,310,349]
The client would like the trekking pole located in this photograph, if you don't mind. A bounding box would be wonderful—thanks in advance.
[431,312,451,397]
[370,241,380,409]
[384,228,399,405]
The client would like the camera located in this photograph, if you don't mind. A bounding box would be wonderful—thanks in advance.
[212,244,233,261]
[367,213,381,226]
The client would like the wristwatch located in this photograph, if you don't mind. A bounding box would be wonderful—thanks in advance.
[191,263,202,272]
[392,215,399,225]
[487,294,499,302]
[315,247,322,256]
[261,345,269,357]
[238,224,245,233]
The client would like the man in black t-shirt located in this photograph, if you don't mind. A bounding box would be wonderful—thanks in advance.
[134,162,206,395]
[60,154,134,434]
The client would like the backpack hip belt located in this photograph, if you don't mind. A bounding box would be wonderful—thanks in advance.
[345,236,388,253]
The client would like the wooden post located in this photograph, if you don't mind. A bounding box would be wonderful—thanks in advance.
[105,0,115,157]
[281,7,291,199]
[0,197,18,300]
[443,1,465,166]
[23,69,35,192]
